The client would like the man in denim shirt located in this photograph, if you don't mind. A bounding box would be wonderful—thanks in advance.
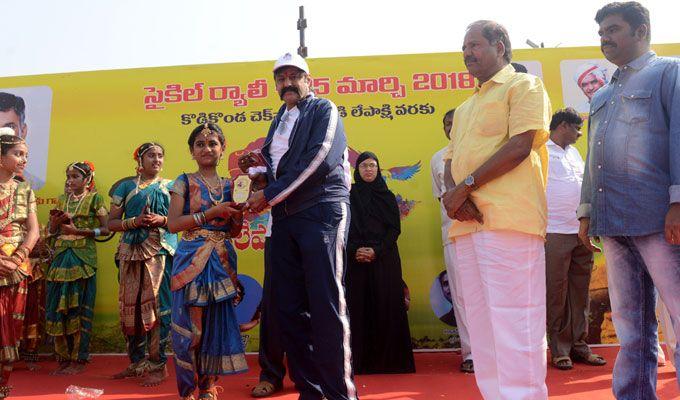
[577,2,680,398]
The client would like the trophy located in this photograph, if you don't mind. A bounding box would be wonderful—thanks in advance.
[234,150,267,208]
[232,174,252,205]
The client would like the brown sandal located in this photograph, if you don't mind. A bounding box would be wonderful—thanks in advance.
[572,352,607,366]
[552,355,573,370]
[251,381,282,398]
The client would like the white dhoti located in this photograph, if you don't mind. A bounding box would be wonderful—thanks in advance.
[453,230,548,400]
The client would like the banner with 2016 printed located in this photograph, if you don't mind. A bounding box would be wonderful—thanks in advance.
[1,44,678,352]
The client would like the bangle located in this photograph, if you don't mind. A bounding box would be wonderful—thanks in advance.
[122,217,137,230]
[93,228,101,237]
[10,253,24,265]
[15,246,29,260]
[193,213,202,227]
[163,216,168,227]
[200,211,207,224]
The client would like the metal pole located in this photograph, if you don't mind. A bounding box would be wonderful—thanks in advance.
[297,6,308,58]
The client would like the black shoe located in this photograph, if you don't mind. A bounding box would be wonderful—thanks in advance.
[460,359,474,373]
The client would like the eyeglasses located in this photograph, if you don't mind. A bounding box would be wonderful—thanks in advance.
[358,163,378,170]
[571,124,583,133]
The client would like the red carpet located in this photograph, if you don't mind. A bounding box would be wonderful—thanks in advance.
[6,347,679,399]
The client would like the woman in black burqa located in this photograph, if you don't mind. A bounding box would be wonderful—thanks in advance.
[346,151,415,374]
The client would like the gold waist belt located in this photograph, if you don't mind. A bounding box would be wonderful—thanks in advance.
[182,229,230,243]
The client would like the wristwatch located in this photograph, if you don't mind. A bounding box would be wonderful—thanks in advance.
[464,174,477,191]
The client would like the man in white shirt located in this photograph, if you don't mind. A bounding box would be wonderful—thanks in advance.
[430,109,473,373]
[545,107,605,370]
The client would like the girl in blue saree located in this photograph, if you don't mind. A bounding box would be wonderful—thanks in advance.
[167,123,247,400]
[108,142,177,386]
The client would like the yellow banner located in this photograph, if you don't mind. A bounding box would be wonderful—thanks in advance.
[1,44,677,351]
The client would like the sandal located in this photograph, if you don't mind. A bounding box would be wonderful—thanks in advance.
[460,359,474,373]
[572,352,606,366]
[552,355,573,370]
[251,380,282,398]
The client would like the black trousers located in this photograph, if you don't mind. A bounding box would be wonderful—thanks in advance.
[258,237,286,386]
[271,202,358,400]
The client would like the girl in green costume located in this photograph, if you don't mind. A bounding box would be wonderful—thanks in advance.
[46,161,109,375]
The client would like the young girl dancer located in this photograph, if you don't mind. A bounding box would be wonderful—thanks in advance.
[109,142,177,386]
[168,123,247,400]
[0,134,39,399]
[46,161,109,375]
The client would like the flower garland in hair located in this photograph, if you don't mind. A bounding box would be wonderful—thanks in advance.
[133,142,162,175]
[133,144,144,175]
[67,160,96,192]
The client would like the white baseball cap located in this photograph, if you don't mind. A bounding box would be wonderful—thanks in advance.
[0,127,16,136]
[273,52,309,74]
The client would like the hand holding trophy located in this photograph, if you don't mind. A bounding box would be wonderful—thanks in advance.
[237,150,266,174]
[235,150,270,213]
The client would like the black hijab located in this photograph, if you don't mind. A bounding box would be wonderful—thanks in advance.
[350,152,401,236]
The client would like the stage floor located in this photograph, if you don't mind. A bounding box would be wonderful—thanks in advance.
[7,346,679,399]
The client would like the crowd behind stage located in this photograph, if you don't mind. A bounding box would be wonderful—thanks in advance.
[0,1,679,400]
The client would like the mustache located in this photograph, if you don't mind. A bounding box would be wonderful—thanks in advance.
[279,85,300,100]
[601,41,617,48]
[464,56,478,64]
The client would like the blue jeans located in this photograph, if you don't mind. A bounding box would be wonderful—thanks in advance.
[603,233,680,399]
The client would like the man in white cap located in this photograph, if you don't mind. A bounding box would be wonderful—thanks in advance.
[245,52,356,400]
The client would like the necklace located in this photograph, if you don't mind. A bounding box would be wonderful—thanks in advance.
[134,175,160,196]
[0,180,17,232]
[197,172,224,205]
[65,190,88,217]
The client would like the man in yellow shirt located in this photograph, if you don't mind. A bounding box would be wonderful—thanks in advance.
[443,20,552,399]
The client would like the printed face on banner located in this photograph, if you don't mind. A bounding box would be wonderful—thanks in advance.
[560,59,615,115]
[0,109,25,137]
[430,270,455,327]
[0,86,52,190]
